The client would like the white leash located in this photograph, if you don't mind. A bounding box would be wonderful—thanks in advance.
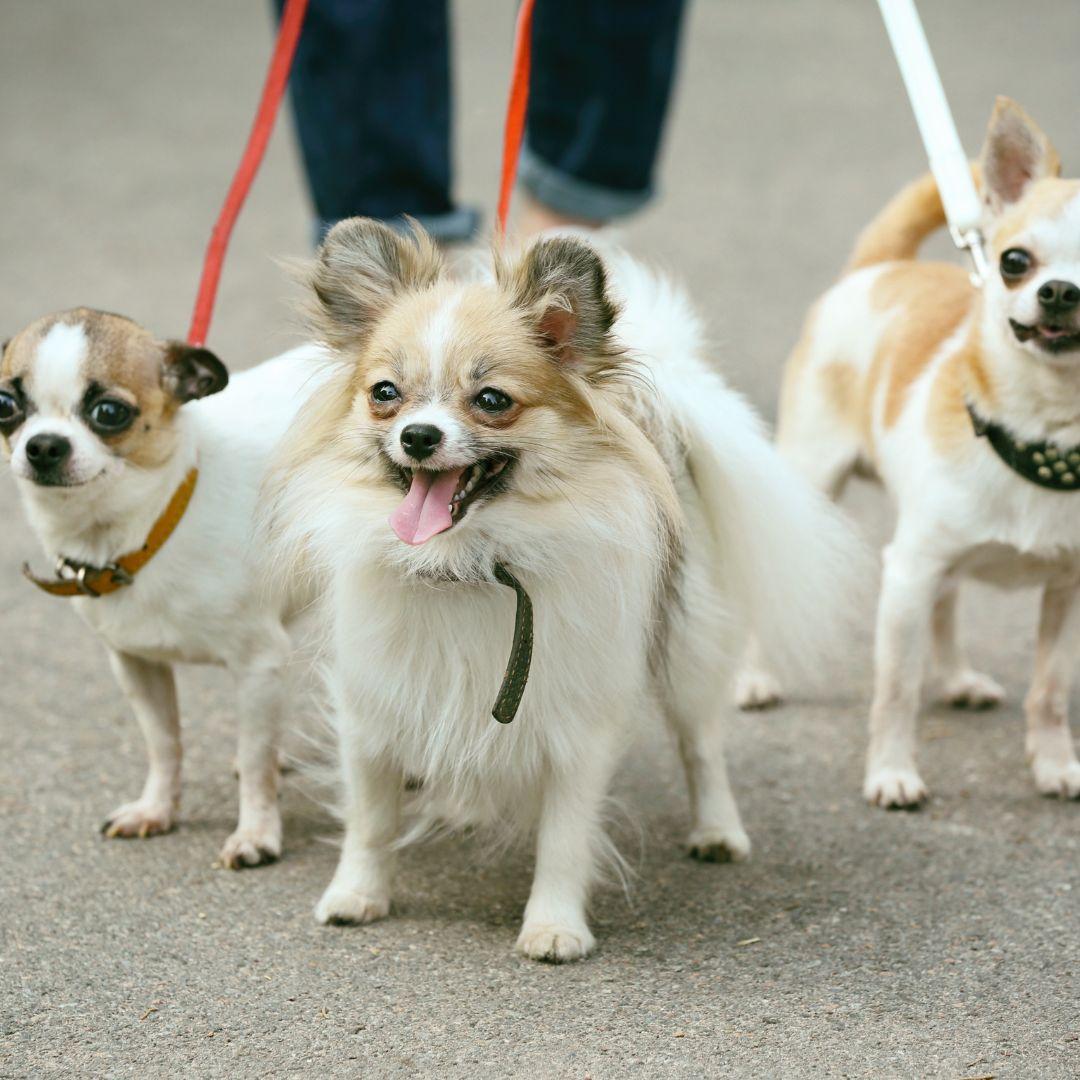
[876,0,989,285]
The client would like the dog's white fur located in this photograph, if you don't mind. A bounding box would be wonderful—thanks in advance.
[268,226,862,960]
[740,99,1080,807]
[4,316,326,865]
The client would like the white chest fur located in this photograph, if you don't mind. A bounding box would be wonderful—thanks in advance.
[329,546,657,820]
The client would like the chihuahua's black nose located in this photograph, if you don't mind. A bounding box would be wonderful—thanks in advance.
[1037,279,1080,315]
[25,433,72,472]
[400,423,443,461]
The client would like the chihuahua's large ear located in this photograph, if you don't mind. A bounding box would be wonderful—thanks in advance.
[980,97,1061,213]
[503,236,621,377]
[162,343,229,403]
[309,217,443,349]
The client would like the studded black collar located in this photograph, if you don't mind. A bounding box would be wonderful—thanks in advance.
[967,403,1080,492]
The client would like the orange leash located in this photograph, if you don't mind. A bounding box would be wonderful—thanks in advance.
[187,0,310,347]
[495,0,536,238]
[189,0,531,345]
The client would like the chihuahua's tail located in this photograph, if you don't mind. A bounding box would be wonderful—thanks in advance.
[845,170,971,273]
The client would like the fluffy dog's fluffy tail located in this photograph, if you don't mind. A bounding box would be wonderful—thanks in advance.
[608,252,867,688]
[844,171,953,272]
[681,383,866,688]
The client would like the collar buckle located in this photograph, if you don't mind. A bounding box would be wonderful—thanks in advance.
[53,557,131,597]
[55,557,101,597]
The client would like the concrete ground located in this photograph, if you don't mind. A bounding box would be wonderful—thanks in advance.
[2,2,1079,1076]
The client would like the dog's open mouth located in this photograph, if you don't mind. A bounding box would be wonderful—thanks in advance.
[1010,319,1080,354]
[389,456,512,546]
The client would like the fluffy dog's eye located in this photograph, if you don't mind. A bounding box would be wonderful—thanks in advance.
[372,381,400,403]
[87,399,134,433]
[1000,248,1033,281]
[474,388,513,413]
[0,390,23,432]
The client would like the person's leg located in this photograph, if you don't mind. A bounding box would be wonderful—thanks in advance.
[275,0,478,242]
[520,0,687,233]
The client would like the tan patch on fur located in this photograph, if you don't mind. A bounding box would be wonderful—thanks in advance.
[865,263,975,434]
[927,331,995,456]
[820,361,860,421]
[2,308,185,469]
[991,178,1080,256]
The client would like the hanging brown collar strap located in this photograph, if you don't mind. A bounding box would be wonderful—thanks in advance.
[22,468,199,598]
[967,404,1080,493]
[491,562,533,724]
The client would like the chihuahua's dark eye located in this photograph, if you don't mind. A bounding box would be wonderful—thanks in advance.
[371,381,400,403]
[0,390,23,432]
[1000,248,1033,281]
[474,387,513,413]
[87,399,134,433]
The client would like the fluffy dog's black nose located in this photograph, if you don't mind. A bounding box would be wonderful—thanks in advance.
[400,423,443,461]
[25,433,72,472]
[1037,279,1080,315]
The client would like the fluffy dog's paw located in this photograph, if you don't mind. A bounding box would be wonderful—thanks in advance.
[1031,758,1080,800]
[864,766,928,809]
[101,800,175,839]
[687,825,751,863]
[516,921,595,963]
[940,670,1005,710]
[217,825,282,869]
[734,669,783,711]
[314,887,391,926]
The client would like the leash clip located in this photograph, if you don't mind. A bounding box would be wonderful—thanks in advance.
[949,225,990,288]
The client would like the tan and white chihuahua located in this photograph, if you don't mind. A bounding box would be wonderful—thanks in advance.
[1,310,324,865]
[738,98,1080,808]
[266,221,863,960]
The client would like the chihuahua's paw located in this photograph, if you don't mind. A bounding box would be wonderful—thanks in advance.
[217,824,282,869]
[734,668,783,711]
[939,670,1005,710]
[864,765,928,809]
[516,921,595,963]
[1031,758,1080,800]
[101,800,176,839]
[687,824,751,863]
[314,886,391,926]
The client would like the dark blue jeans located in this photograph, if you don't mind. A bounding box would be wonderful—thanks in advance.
[276,0,686,240]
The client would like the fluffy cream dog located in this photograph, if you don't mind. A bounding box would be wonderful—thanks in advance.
[267,222,860,960]
[738,98,1080,808]
[1,310,324,865]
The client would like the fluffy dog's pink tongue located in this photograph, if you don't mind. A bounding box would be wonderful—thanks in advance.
[389,468,465,545]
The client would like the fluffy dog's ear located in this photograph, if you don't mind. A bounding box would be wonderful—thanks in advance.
[503,236,621,376]
[980,97,1061,212]
[162,343,229,403]
[309,217,443,349]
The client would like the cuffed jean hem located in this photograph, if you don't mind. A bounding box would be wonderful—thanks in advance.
[517,146,654,222]
[314,205,481,246]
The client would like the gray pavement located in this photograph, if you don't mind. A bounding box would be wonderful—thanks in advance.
[2,2,1079,1077]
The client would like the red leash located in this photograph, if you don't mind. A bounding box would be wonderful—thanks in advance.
[188,0,531,346]
[495,0,536,238]
[186,0,309,347]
